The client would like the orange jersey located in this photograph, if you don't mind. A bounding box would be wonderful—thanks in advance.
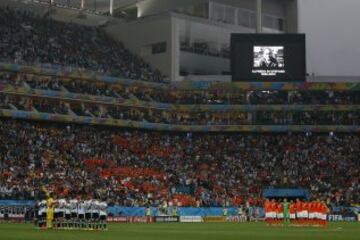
[295,201,303,212]
[315,202,322,213]
[309,202,315,213]
[264,202,271,213]
[289,203,296,214]
[277,203,283,213]
[303,203,309,211]
[270,202,277,212]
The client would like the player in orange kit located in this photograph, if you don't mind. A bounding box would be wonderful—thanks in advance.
[320,202,328,227]
[276,202,284,225]
[269,199,277,225]
[295,198,303,225]
[308,201,315,225]
[264,199,271,225]
[314,200,322,226]
[289,200,296,225]
[302,201,310,226]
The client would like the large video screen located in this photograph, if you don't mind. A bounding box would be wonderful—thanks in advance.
[231,34,306,82]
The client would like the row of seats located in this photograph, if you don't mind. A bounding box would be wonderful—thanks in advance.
[2,71,360,106]
[1,93,360,126]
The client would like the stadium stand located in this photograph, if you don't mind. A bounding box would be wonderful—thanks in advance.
[0,8,165,83]
[2,70,360,106]
[0,3,359,221]
[1,92,360,125]
[0,119,359,208]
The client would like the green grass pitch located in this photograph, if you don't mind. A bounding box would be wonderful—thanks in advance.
[0,222,359,240]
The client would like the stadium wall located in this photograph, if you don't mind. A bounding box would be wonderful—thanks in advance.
[105,14,175,81]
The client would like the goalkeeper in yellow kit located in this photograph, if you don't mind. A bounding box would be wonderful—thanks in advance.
[47,196,55,229]
[43,187,55,229]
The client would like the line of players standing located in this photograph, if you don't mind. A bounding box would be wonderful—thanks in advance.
[36,199,108,230]
[264,199,328,227]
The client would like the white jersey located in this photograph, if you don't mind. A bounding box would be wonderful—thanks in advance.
[91,200,100,214]
[78,201,85,215]
[84,200,92,214]
[65,201,71,215]
[56,199,66,213]
[37,202,41,215]
[38,200,47,215]
[99,202,107,216]
[70,199,78,214]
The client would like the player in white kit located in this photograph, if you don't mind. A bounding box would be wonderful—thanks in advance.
[99,201,108,230]
[78,200,86,229]
[69,199,78,229]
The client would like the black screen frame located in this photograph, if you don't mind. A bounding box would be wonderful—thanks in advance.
[231,34,306,82]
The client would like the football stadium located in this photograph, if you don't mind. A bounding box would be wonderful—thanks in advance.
[0,0,359,239]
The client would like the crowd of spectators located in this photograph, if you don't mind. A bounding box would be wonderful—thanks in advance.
[0,119,359,208]
[2,71,360,106]
[0,4,359,211]
[1,93,360,126]
[0,7,165,82]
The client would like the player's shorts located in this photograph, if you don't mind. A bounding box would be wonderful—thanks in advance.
[276,213,284,219]
[78,214,85,220]
[309,213,315,219]
[85,213,91,220]
[65,214,71,220]
[92,213,99,220]
[100,215,106,221]
[321,214,327,220]
[290,213,296,219]
[299,211,308,218]
[268,212,276,218]
[42,212,47,219]
[71,213,77,219]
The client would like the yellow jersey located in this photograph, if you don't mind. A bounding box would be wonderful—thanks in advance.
[47,197,55,210]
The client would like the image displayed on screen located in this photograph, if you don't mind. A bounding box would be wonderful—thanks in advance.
[252,46,285,76]
[253,46,284,68]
